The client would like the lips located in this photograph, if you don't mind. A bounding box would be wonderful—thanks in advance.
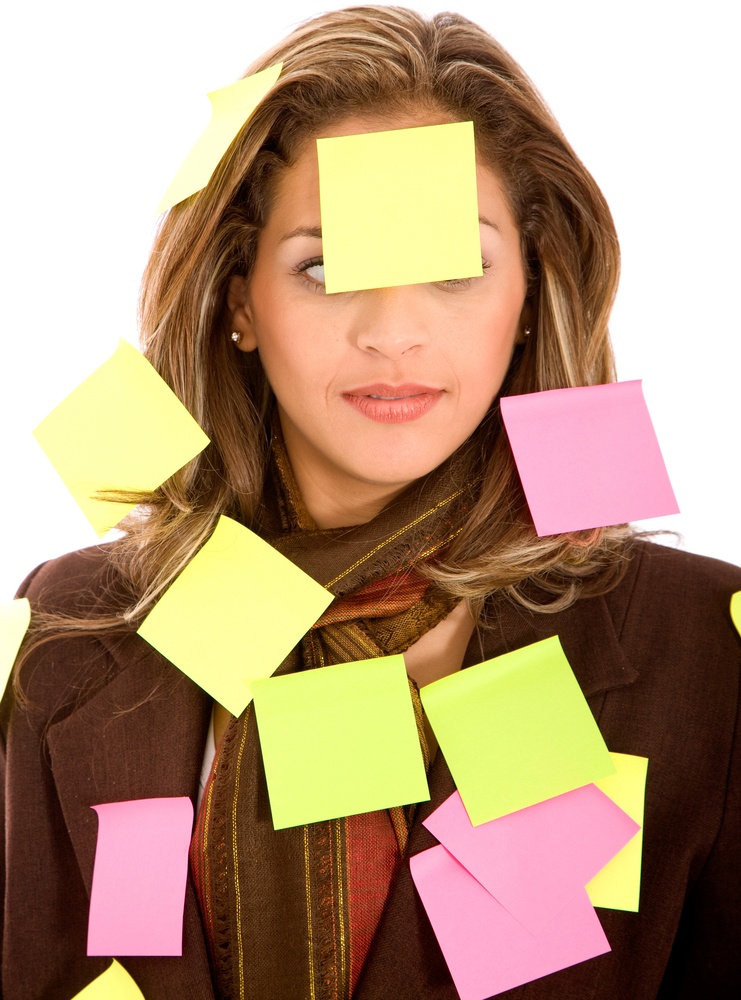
[342,383,444,423]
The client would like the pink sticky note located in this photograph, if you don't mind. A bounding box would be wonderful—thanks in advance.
[500,381,679,536]
[88,797,193,956]
[423,787,639,934]
[410,845,610,1000]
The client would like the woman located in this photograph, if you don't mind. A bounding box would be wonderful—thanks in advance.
[2,6,739,999]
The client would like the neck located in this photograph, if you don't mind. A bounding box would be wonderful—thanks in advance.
[292,462,409,529]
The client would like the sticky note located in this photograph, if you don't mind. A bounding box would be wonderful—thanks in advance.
[251,654,429,828]
[420,636,615,825]
[72,960,145,1000]
[500,381,679,536]
[138,515,332,716]
[411,845,610,1000]
[33,339,209,536]
[87,796,193,956]
[424,786,638,934]
[317,121,482,293]
[731,592,741,636]
[1,598,30,697]
[157,63,283,213]
[587,753,648,911]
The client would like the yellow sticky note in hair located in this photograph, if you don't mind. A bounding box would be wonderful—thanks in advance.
[317,121,482,293]
[157,62,283,213]
[586,752,648,911]
[137,515,333,717]
[33,339,210,536]
[1,598,31,698]
[71,959,145,999]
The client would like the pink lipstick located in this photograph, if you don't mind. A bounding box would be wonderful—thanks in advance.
[342,383,444,423]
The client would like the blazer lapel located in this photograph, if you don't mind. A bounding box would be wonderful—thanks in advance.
[46,629,215,995]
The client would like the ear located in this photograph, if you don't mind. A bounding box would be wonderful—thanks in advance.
[227,275,259,352]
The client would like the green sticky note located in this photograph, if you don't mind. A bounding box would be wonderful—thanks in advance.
[317,121,482,293]
[71,960,145,999]
[420,636,616,825]
[587,752,648,911]
[1,598,31,698]
[251,654,429,829]
[157,63,283,213]
[137,515,332,716]
[33,340,210,537]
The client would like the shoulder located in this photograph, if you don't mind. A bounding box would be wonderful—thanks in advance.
[607,539,741,651]
[15,543,132,617]
[6,545,151,728]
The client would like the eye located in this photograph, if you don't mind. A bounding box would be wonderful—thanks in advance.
[294,256,326,289]
[434,258,492,290]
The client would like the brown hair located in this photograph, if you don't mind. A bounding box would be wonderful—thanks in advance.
[28,6,634,662]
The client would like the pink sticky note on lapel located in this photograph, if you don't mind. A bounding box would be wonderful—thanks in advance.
[410,845,610,999]
[500,381,679,536]
[87,797,193,956]
[423,787,639,934]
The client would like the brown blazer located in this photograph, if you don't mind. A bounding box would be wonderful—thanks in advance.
[2,540,740,999]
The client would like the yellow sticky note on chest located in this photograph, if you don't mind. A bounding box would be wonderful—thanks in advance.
[71,959,145,999]
[586,752,648,911]
[137,515,333,717]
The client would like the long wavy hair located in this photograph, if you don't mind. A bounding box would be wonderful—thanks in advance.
[27,5,635,659]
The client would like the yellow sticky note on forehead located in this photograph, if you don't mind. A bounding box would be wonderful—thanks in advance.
[157,62,283,213]
[317,121,482,293]
[33,339,210,536]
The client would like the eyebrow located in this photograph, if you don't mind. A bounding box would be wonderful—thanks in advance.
[478,215,501,234]
[279,225,323,243]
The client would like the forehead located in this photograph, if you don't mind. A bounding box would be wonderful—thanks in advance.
[265,113,518,236]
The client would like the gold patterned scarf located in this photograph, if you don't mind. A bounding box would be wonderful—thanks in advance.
[190,435,479,999]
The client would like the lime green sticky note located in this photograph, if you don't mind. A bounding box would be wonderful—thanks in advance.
[137,515,332,717]
[33,340,209,537]
[317,121,482,293]
[586,752,648,911]
[157,63,283,213]
[1,598,31,698]
[731,591,741,636]
[71,960,145,1000]
[420,636,616,826]
[251,654,429,829]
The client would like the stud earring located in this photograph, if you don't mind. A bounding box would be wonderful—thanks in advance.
[230,331,241,344]
[524,327,531,337]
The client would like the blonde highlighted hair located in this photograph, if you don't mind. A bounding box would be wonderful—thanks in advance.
[41,7,636,644]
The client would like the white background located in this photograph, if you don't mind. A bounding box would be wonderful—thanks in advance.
[1,0,738,599]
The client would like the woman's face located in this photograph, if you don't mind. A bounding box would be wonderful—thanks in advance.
[230,115,528,527]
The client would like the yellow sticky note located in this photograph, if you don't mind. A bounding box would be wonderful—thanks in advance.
[586,752,648,911]
[317,121,482,293]
[1,598,31,698]
[71,959,145,999]
[731,591,741,635]
[33,340,209,537]
[137,515,333,716]
[157,63,283,213]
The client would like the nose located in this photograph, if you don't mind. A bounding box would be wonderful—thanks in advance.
[353,285,429,359]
